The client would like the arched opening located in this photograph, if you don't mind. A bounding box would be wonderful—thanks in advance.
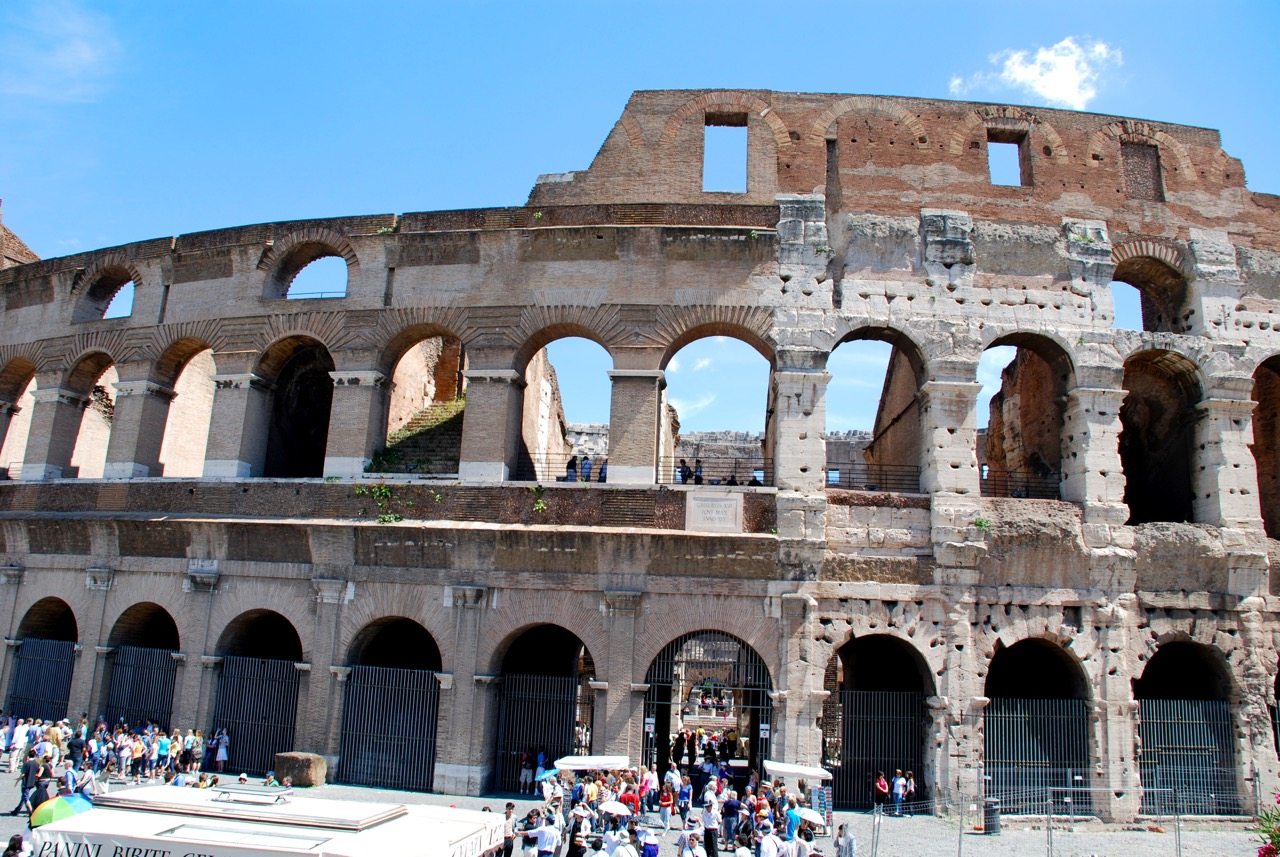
[286,255,348,300]
[642,631,773,796]
[1134,640,1241,815]
[983,639,1091,814]
[0,359,36,480]
[211,609,304,775]
[1110,255,1190,334]
[6,597,77,721]
[978,335,1072,500]
[661,333,772,486]
[260,338,335,478]
[65,352,117,479]
[372,330,467,474]
[339,618,443,791]
[820,634,933,810]
[73,267,136,322]
[826,329,924,493]
[1120,350,1200,524]
[1252,356,1280,538]
[157,342,216,477]
[101,603,180,729]
[510,331,612,482]
[492,624,596,792]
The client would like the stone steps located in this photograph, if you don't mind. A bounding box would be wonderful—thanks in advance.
[374,400,465,473]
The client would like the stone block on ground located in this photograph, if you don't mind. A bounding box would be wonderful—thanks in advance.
[274,751,327,786]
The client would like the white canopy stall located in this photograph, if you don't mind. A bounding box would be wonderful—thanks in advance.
[552,755,630,771]
[31,785,504,857]
[762,759,833,781]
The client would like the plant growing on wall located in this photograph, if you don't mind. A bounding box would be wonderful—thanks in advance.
[353,482,413,524]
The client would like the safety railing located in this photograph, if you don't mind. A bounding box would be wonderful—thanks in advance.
[825,462,922,493]
[980,468,1060,499]
[659,456,771,487]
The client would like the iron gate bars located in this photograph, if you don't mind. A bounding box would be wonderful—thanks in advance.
[209,655,300,777]
[1138,697,1243,815]
[984,696,1091,815]
[5,638,75,722]
[641,631,773,777]
[102,645,178,730]
[493,673,594,792]
[338,665,441,792]
[821,690,927,811]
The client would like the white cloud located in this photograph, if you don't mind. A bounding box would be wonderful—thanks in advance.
[692,357,713,372]
[667,356,681,373]
[0,2,122,102]
[949,37,1121,110]
[669,394,716,418]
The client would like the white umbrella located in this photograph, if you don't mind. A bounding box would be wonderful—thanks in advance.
[553,755,630,771]
[598,800,631,816]
[762,760,833,781]
[797,807,826,826]
[572,805,595,818]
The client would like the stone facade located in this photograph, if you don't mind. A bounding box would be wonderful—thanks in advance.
[0,90,1279,818]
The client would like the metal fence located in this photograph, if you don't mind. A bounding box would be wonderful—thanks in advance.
[209,655,300,777]
[5,638,75,722]
[102,645,178,730]
[512,454,611,484]
[825,463,922,494]
[492,673,594,792]
[640,631,773,781]
[822,690,928,810]
[983,697,1091,814]
[1137,697,1243,815]
[337,665,440,792]
[980,468,1060,499]
[659,457,771,487]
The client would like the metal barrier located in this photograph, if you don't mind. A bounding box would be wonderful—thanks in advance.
[511,454,611,483]
[1138,697,1243,815]
[825,462,922,494]
[980,468,1060,499]
[209,655,300,776]
[5,638,75,722]
[492,673,594,792]
[102,645,178,730]
[823,690,929,810]
[983,697,1091,814]
[659,456,771,487]
[338,665,440,792]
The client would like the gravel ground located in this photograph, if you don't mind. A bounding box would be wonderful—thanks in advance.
[0,773,1257,857]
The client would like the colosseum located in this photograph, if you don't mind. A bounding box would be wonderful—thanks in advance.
[0,89,1278,820]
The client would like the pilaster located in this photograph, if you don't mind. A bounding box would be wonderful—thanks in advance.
[19,383,86,481]
[203,370,272,477]
[606,370,663,484]
[601,591,642,758]
[103,376,176,478]
[323,370,390,477]
[433,585,489,794]
[457,370,523,482]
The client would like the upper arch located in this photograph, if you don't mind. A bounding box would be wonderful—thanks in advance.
[660,92,792,151]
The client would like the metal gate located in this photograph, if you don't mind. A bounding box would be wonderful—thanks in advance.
[5,638,75,722]
[338,665,440,791]
[640,631,772,782]
[984,697,1091,814]
[210,655,300,776]
[822,690,926,810]
[102,645,178,730]
[493,674,593,792]
[1138,698,1242,815]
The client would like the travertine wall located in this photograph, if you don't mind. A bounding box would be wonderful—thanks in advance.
[0,90,1279,818]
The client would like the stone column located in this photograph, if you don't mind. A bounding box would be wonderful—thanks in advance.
[0,399,19,467]
[606,371,663,484]
[323,370,389,477]
[19,382,86,481]
[600,592,642,757]
[296,576,345,752]
[1090,596,1141,821]
[324,667,352,758]
[769,356,829,495]
[68,567,111,718]
[103,377,176,478]
[1060,387,1128,521]
[1194,397,1263,528]
[1185,228,1245,339]
[203,369,272,477]
[773,593,824,763]
[457,371,524,482]
[1235,598,1280,814]
[290,663,313,755]
[0,565,24,695]
[921,379,986,582]
[433,585,488,794]
[195,656,222,733]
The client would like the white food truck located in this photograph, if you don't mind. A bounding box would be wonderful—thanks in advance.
[29,785,505,857]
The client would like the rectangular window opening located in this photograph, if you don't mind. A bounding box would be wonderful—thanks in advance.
[703,112,748,193]
[987,130,1028,187]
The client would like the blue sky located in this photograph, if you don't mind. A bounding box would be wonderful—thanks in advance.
[1,1,1275,432]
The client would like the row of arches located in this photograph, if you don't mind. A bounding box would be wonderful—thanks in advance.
[3,596,1254,811]
[6,309,1278,530]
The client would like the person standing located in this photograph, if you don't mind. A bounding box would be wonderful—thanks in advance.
[534,814,561,857]
[9,750,39,815]
[891,769,906,816]
[834,822,857,857]
[700,798,721,857]
[872,771,889,810]
[565,456,579,483]
[502,802,517,857]
[904,770,916,814]
[580,456,593,482]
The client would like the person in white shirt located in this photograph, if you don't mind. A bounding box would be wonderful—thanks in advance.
[680,831,708,857]
[700,800,722,857]
[757,820,783,857]
[534,816,561,856]
[613,830,640,857]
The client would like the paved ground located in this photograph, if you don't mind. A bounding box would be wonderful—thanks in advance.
[0,773,1258,856]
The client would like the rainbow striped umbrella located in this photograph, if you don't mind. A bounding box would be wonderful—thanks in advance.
[29,793,93,828]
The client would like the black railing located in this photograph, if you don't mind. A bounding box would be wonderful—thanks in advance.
[981,468,1060,499]
[825,462,922,493]
[510,454,610,483]
[659,456,771,487]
